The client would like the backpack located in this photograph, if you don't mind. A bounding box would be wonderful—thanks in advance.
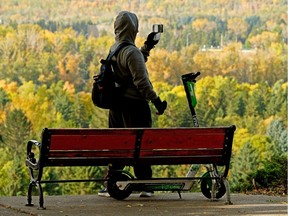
[91,42,130,109]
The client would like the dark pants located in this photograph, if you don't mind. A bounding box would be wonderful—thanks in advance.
[109,97,152,179]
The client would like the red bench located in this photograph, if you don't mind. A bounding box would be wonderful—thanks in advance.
[25,125,236,209]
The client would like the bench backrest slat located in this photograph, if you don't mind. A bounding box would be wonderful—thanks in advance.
[140,149,223,156]
[138,156,223,165]
[49,150,134,158]
[140,128,226,149]
[49,130,136,150]
[42,129,139,166]
[138,128,228,165]
[50,135,136,150]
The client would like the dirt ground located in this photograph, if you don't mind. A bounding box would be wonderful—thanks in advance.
[0,192,287,216]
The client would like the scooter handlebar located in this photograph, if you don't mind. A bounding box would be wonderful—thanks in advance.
[181,72,201,82]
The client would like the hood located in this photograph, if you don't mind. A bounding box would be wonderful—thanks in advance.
[114,11,138,45]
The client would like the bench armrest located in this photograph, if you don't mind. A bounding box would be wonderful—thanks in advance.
[26,140,41,170]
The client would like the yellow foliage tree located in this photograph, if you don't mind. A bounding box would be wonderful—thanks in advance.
[227,17,248,42]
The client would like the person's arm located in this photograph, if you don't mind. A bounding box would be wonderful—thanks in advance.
[127,48,167,115]
[140,32,159,62]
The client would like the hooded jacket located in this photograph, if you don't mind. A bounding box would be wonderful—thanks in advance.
[111,11,158,102]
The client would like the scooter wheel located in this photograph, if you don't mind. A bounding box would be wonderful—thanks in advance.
[200,172,226,199]
[107,171,132,200]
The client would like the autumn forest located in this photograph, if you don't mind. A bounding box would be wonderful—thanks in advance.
[0,0,286,196]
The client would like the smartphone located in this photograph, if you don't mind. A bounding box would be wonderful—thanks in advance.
[152,24,163,41]
[152,24,164,33]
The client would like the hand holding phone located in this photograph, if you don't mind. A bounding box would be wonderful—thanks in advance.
[144,24,164,48]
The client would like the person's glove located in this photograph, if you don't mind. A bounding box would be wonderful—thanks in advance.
[152,97,167,115]
[144,32,160,49]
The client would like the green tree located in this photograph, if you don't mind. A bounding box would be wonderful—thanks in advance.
[249,119,288,193]
[227,91,246,117]
[266,119,288,154]
[230,141,260,191]
[266,80,287,118]
[252,155,287,193]
[0,109,32,195]
[246,82,270,118]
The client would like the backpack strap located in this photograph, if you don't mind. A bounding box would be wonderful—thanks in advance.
[107,42,133,61]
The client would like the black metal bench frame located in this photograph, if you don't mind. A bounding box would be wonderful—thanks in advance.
[25,125,236,209]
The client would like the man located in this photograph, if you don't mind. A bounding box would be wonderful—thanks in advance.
[98,11,167,198]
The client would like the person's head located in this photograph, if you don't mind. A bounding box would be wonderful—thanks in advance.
[114,11,138,43]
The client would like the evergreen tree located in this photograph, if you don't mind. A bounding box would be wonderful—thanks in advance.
[266,119,288,154]
[266,80,287,117]
[0,109,32,195]
[230,141,260,191]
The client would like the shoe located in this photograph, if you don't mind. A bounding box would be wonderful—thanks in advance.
[98,188,110,197]
[139,191,153,197]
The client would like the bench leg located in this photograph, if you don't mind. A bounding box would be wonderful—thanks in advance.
[36,182,46,210]
[177,190,182,199]
[26,181,46,209]
[25,182,34,207]
[223,177,233,205]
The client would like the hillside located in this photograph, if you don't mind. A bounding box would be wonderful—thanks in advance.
[0,0,286,39]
